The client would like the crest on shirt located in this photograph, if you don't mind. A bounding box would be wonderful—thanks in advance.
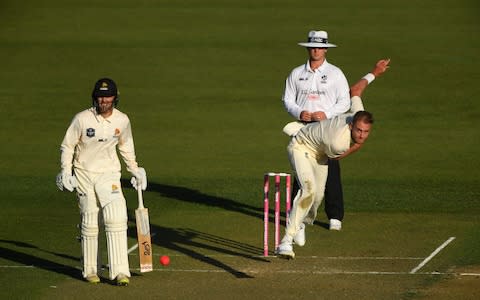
[86,128,95,138]
[112,184,120,194]
[114,128,120,137]
[321,75,327,83]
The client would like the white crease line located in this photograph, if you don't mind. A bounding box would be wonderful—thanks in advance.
[410,237,456,274]
[2,265,478,277]
[141,268,480,276]
[127,250,424,260]
[277,270,479,276]
[460,273,480,276]
[127,243,138,254]
[154,268,226,273]
[278,270,428,275]
[274,256,423,260]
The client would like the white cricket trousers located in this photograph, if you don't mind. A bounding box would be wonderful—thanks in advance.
[285,138,329,237]
[75,169,131,280]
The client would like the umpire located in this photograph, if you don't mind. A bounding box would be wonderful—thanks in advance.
[282,30,349,230]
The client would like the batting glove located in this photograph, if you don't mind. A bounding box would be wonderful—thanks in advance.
[131,167,147,191]
[56,171,77,192]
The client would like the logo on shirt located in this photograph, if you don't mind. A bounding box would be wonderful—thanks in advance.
[321,75,328,83]
[112,184,120,194]
[299,77,309,81]
[114,128,120,137]
[86,128,95,138]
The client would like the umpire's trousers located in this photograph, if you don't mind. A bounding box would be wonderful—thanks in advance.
[324,159,344,221]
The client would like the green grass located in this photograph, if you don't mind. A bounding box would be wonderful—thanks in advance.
[0,0,479,299]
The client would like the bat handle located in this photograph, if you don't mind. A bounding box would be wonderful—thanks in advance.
[137,184,145,209]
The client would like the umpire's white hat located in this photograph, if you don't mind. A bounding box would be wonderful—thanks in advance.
[298,30,337,48]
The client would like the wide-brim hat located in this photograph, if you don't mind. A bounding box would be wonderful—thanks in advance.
[298,30,337,48]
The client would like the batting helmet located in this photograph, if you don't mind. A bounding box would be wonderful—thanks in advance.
[91,78,119,112]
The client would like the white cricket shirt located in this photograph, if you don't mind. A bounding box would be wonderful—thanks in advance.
[294,96,365,159]
[60,107,139,174]
[283,59,350,120]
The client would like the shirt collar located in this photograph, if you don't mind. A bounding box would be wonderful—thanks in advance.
[92,107,115,123]
[305,59,328,73]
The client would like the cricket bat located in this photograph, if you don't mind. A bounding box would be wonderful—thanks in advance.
[135,185,153,272]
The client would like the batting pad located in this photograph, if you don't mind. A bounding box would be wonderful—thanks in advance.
[81,210,99,277]
[103,200,130,279]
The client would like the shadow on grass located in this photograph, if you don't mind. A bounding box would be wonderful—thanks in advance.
[122,179,290,225]
[314,220,330,230]
[127,220,269,279]
[145,181,263,219]
[123,180,282,278]
[0,239,81,280]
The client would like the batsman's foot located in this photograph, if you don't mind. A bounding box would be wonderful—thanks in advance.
[276,236,295,259]
[116,273,129,286]
[293,223,306,246]
[85,274,100,284]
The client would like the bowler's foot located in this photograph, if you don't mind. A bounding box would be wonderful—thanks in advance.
[276,236,295,259]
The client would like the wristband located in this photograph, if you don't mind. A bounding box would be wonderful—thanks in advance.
[362,73,375,84]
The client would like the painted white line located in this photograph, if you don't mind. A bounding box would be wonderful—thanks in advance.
[410,237,456,274]
[277,270,479,276]
[274,256,423,260]
[279,270,428,275]
[460,273,480,276]
[132,268,480,276]
[3,265,478,277]
[154,268,227,273]
[127,243,138,254]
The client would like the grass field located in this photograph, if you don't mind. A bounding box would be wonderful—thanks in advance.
[1,0,479,299]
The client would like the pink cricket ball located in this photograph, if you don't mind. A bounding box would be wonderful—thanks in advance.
[160,255,170,266]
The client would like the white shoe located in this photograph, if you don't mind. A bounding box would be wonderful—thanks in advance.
[276,236,295,259]
[293,223,306,246]
[329,219,342,231]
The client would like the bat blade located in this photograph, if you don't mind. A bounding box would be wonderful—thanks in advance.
[135,207,153,273]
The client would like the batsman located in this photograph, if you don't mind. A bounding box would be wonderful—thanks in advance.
[56,78,147,285]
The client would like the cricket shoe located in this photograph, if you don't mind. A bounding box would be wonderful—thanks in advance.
[276,236,295,259]
[293,223,306,246]
[329,219,342,231]
[116,273,129,286]
[85,274,100,284]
